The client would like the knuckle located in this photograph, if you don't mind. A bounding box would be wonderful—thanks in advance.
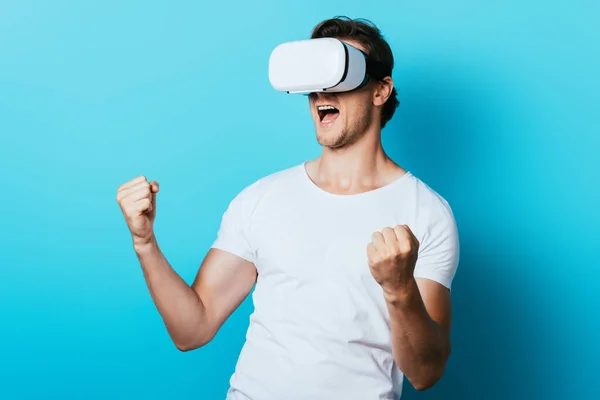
[398,248,411,257]
[401,239,414,250]
[117,192,128,204]
[394,225,407,234]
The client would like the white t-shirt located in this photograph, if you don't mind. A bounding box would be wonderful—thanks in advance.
[211,162,460,400]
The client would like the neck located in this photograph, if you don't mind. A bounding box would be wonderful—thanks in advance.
[307,128,406,195]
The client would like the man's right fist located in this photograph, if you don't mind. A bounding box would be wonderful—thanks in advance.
[116,175,159,246]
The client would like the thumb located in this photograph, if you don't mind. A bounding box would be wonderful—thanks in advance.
[150,181,159,208]
[150,181,159,194]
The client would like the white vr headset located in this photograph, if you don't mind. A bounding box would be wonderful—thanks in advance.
[268,38,388,94]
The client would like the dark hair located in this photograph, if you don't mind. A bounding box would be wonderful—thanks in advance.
[311,16,399,128]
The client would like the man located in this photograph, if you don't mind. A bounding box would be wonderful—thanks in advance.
[116,16,459,400]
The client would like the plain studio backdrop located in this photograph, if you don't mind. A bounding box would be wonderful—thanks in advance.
[1,1,598,399]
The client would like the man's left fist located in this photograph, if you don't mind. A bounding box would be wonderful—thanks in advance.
[367,225,420,295]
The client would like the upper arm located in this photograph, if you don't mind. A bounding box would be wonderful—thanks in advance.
[191,248,257,337]
[413,196,460,335]
[415,278,452,334]
[192,180,262,337]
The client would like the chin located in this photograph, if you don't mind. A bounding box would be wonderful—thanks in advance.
[316,128,349,149]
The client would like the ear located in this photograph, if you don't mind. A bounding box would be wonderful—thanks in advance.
[373,76,394,107]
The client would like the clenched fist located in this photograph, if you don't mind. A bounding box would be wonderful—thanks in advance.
[116,175,159,247]
[367,225,420,297]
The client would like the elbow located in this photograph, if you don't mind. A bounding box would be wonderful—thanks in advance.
[174,341,200,352]
[409,350,450,391]
[174,338,209,352]
[172,332,213,352]
[409,367,444,391]
[171,314,217,352]
[411,375,441,391]
[175,342,191,352]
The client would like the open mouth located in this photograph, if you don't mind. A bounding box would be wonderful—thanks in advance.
[317,105,340,124]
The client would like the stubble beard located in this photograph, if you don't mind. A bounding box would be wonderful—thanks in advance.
[317,110,372,150]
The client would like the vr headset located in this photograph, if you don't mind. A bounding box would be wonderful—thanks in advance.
[268,38,388,94]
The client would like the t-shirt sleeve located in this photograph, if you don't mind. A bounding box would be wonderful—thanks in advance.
[412,198,460,290]
[210,182,259,264]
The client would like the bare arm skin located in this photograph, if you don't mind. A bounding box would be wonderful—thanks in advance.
[367,225,453,390]
[117,175,257,351]
[384,277,452,390]
[135,242,257,351]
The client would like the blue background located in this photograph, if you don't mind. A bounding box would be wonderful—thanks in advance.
[1,1,598,399]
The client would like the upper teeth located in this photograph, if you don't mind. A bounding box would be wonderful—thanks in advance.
[318,105,336,111]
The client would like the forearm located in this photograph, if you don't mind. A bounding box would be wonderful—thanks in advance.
[135,237,212,350]
[384,278,450,390]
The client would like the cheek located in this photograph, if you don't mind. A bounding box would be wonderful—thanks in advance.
[345,96,371,116]
[345,104,366,121]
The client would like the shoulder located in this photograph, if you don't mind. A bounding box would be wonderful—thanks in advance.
[403,174,460,288]
[226,163,304,212]
[237,163,302,197]
[411,175,455,224]
[401,173,459,250]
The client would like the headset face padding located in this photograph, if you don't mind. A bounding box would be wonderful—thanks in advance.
[268,38,371,94]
